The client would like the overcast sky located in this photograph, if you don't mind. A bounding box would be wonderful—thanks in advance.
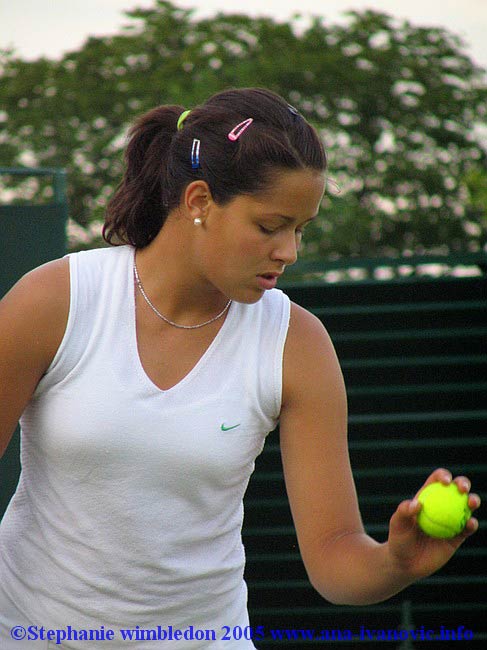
[2,0,487,68]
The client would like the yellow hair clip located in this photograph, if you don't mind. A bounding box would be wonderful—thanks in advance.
[177,110,191,131]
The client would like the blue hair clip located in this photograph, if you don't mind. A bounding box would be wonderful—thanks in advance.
[287,104,300,119]
[191,138,201,169]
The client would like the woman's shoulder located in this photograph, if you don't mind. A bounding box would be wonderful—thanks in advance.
[3,256,70,319]
[0,246,131,375]
[288,300,326,335]
[282,300,344,408]
[0,258,71,437]
[1,257,71,363]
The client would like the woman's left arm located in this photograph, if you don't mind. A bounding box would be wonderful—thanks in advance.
[279,302,480,606]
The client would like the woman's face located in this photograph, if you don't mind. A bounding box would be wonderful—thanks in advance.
[197,168,326,304]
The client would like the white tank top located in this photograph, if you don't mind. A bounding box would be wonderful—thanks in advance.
[0,245,290,649]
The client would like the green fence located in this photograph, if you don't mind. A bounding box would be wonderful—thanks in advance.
[244,257,487,647]
[0,167,68,517]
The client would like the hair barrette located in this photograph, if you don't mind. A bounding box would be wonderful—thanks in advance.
[228,118,254,142]
[177,109,191,131]
[191,138,201,169]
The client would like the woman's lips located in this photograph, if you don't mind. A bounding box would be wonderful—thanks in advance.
[256,274,280,290]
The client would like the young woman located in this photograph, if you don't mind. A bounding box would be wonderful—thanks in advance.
[0,88,480,649]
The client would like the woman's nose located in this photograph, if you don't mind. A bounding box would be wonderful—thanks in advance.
[270,232,299,266]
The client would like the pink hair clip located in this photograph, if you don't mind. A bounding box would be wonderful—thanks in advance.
[228,118,254,141]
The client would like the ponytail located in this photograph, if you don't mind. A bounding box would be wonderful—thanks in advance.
[103,104,184,247]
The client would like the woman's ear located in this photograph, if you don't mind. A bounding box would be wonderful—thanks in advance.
[183,180,213,224]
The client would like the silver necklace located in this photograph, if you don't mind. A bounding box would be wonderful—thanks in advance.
[133,259,231,330]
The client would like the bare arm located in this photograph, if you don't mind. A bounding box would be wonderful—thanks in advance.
[0,258,70,458]
[279,302,480,606]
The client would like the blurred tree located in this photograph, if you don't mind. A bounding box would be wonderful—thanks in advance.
[0,0,485,256]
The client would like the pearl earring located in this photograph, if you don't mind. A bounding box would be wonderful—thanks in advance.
[194,217,202,225]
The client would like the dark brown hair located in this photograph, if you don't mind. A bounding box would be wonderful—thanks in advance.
[103,88,327,248]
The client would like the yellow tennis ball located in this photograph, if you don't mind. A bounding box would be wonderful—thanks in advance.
[417,482,471,539]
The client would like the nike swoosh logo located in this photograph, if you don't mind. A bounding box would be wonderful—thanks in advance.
[221,423,241,431]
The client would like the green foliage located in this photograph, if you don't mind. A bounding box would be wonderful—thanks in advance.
[1,0,486,256]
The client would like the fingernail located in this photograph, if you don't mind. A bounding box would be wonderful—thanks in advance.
[468,518,478,534]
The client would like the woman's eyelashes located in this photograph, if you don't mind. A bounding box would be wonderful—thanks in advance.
[259,224,277,234]
[258,223,306,236]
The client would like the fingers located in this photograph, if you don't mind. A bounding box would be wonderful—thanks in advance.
[467,493,481,513]
[408,498,421,516]
[417,469,481,506]
[421,468,474,490]
[414,468,451,498]
[425,467,452,487]
[389,498,420,534]
[451,475,482,514]
[412,468,481,539]
[462,515,479,538]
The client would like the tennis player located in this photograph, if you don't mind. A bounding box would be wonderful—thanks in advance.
[0,88,480,648]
